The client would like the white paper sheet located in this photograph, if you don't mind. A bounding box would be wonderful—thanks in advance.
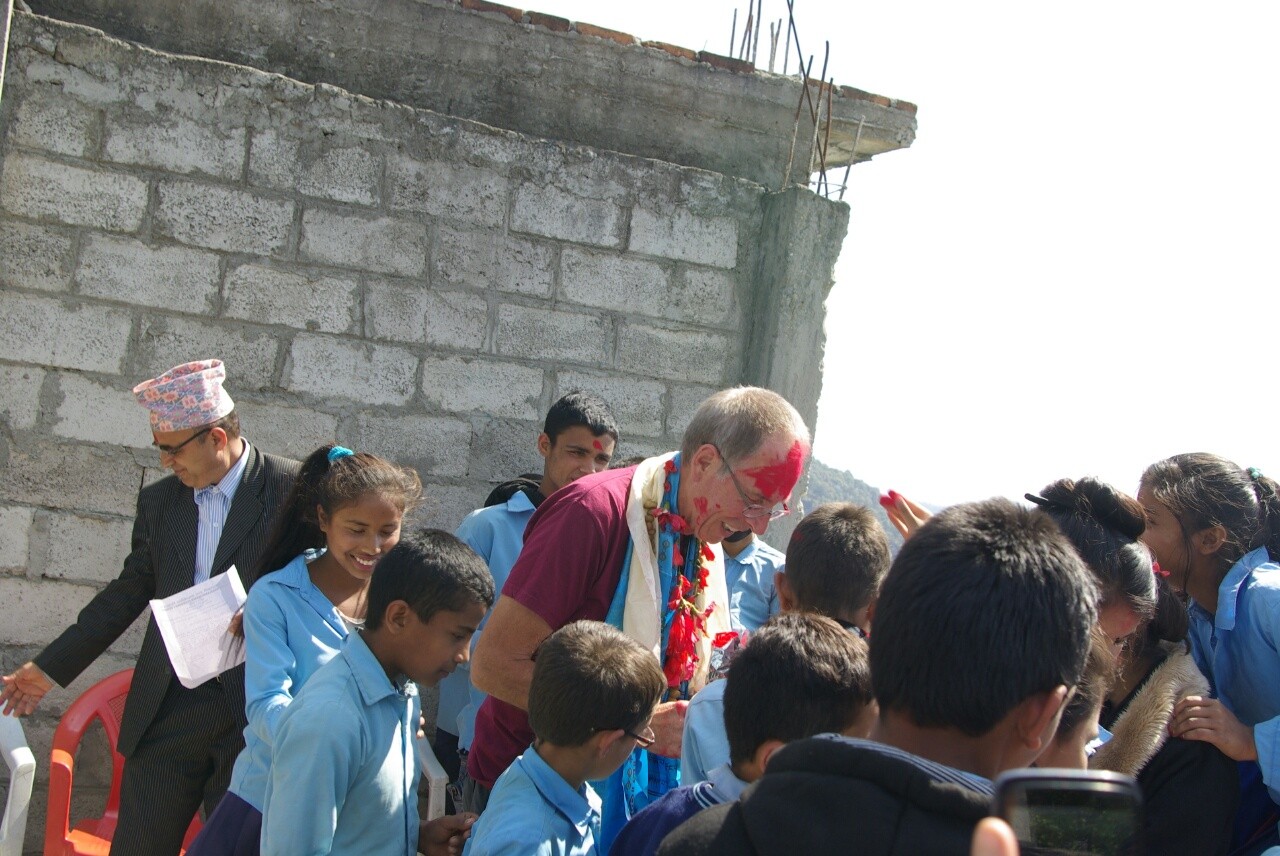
[150,567,248,689]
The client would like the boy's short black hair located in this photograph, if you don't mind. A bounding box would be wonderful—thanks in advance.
[871,498,1098,736]
[365,529,495,631]
[528,621,664,747]
[543,391,620,445]
[724,613,872,766]
[786,503,891,618]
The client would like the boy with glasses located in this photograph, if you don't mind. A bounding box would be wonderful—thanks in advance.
[463,621,664,856]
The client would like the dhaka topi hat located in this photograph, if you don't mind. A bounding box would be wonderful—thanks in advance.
[133,359,235,432]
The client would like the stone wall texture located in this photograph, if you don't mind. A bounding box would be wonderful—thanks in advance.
[0,0,894,849]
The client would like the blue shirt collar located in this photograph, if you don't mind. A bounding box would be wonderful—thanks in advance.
[706,763,749,802]
[1216,547,1273,631]
[520,744,601,838]
[342,631,417,708]
[276,552,348,636]
[505,490,537,513]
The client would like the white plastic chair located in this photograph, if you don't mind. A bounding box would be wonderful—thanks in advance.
[0,714,36,856]
[415,735,449,821]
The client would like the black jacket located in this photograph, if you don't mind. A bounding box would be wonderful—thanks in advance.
[657,735,990,856]
[36,445,299,756]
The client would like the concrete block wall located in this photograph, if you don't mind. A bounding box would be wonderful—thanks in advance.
[0,6,858,850]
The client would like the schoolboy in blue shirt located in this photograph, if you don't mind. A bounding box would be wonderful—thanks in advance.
[463,621,664,856]
[261,530,494,856]
[720,530,785,631]
[682,502,890,783]
[611,612,875,856]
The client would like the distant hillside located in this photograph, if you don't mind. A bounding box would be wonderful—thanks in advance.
[805,458,905,553]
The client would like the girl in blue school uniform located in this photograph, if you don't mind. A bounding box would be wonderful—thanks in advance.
[188,444,422,856]
[1137,454,1280,855]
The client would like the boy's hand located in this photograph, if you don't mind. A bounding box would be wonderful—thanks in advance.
[0,661,54,716]
[1170,695,1258,761]
[647,700,688,758]
[879,491,931,540]
[971,817,1019,856]
[418,813,476,856]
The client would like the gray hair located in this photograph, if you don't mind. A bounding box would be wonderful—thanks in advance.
[679,386,810,466]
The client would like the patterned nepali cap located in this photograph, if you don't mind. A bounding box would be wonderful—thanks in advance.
[132,359,235,432]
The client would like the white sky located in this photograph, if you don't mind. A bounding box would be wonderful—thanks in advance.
[534,1,1279,506]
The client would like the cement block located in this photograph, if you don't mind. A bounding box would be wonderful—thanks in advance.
[431,225,554,299]
[385,155,506,228]
[284,334,417,406]
[677,267,739,328]
[0,576,106,645]
[40,511,134,584]
[413,481,492,533]
[664,383,719,441]
[555,370,664,439]
[155,180,294,256]
[629,206,739,270]
[0,505,34,572]
[351,413,472,479]
[136,316,280,391]
[0,439,140,516]
[104,114,246,180]
[559,248,677,321]
[365,279,487,350]
[0,364,46,431]
[510,184,623,249]
[235,401,338,461]
[0,153,146,232]
[0,219,76,292]
[616,323,733,385]
[224,263,359,335]
[0,292,131,373]
[77,234,221,312]
[299,208,428,278]
[420,356,543,421]
[465,417,541,483]
[249,129,381,207]
[495,304,610,367]
[52,373,152,449]
[7,94,98,158]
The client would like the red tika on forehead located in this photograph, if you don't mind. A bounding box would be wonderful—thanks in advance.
[592,439,603,450]
[742,439,807,499]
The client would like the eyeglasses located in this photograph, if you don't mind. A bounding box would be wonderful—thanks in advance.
[713,446,790,521]
[154,425,214,457]
[836,619,870,640]
[625,725,656,748]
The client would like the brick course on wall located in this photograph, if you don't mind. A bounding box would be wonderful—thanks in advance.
[0,5,861,850]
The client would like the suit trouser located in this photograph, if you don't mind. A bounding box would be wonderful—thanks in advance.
[110,678,242,855]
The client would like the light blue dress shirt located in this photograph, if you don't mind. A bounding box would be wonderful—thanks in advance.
[680,678,728,786]
[227,552,348,810]
[261,631,421,856]
[1187,547,1280,802]
[722,538,784,632]
[192,441,250,584]
[463,743,602,856]
[440,492,537,750]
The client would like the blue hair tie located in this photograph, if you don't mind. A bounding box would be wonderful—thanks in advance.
[1249,467,1263,481]
[328,446,355,463]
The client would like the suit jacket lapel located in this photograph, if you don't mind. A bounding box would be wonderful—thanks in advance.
[211,445,265,579]
[159,477,199,593]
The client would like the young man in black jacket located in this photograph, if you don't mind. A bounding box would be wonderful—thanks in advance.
[660,498,1099,856]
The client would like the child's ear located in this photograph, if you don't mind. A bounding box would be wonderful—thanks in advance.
[753,739,786,774]
[536,432,552,460]
[774,572,795,611]
[382,600,412,635]
[591,728,628,758]
[1193,523,1228,557]
[316,504,330,531]
[1012,685,1070,753]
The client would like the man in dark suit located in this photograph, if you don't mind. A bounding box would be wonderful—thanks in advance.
[0,359,300,855]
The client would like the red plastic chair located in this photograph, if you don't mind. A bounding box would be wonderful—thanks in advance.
[43,669,201,855]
